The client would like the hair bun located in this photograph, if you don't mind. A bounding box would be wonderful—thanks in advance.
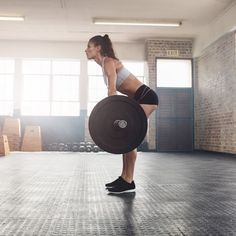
[103,34,109,39]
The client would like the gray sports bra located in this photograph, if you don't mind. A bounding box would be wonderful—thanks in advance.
[102,57,131,89]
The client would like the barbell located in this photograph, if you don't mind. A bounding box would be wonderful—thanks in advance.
[88,95,147,154]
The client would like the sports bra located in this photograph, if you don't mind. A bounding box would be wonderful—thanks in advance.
[102,57,131,89]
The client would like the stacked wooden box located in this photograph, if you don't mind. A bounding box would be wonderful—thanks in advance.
[2,118,21,151]
[0,135,10,156]
[21,126,42,151]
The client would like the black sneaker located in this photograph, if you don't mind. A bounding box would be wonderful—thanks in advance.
[107,178,135,194]
[105,176,122,189]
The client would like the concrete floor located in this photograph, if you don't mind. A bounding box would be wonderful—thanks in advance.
[0,151,236,236]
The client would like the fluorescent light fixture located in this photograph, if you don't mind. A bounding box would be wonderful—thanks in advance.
[93,18,181,27]
[0,16,25,21]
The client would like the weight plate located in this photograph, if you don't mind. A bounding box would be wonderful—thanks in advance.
[89,95,147,154]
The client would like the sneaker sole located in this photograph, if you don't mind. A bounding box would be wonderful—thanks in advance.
[107,189,135,194]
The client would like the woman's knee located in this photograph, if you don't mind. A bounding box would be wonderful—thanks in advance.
[140,104,158,118]
[124,149,137,156]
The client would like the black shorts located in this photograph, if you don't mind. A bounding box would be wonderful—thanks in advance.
[133,85,159,105]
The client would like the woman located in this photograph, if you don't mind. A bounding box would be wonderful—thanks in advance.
[85,34,158,194]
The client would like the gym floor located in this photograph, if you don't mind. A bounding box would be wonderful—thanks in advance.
[0,151,235,235]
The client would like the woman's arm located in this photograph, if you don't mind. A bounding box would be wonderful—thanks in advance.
[103,58,117,96]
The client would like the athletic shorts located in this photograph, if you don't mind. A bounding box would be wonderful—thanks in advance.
[133,85,159,105]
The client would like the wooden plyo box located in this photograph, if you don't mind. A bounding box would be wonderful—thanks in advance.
[0,135,10,156]
[2,118,21,151]
[21,126,42,152]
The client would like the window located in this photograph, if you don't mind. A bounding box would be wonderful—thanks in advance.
[21,59,80,116]
[22,60,51,115]
[156,59,192,87]
[87,61,106,115]
[52,61,80,116]
[87,60,146,115]
[0,59,15,115]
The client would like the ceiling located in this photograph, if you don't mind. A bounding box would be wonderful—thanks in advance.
[0,0,235,43]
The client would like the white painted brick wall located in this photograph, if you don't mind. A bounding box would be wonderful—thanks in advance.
[194,32,236,154]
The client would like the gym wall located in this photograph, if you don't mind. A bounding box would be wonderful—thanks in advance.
[146,39,193,150]
[0,34,235,153]
[194,31,236,154]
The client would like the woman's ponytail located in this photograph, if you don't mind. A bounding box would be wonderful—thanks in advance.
[89,34,118,60]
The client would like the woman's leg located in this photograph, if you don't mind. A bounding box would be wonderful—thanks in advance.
[122,149,137,183]
[121,153,126,179]
[122,104,158,183]
[107,104,158,192]
[140,104,158,118]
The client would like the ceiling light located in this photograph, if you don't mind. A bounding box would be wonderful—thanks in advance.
[93,18,181,27]
[0,16,25,21]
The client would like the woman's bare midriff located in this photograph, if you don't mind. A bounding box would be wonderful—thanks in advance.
[118,74,143,98]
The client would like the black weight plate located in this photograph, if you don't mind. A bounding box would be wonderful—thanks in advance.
[89,95,147,154]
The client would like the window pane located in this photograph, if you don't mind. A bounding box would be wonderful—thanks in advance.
[88,76,107,101]
[22,59,80,116]
[87,102,97,116]
[0,75,14,100]
[53,75,79,101]
[22,60,51,74]
[21,102,50,116]
[52,102,80,116]
[88,61,106,115]
[0,101,13,115]
[53,61,80,75]
[23,75,50,100]
[156,59,192,87]
[0,60,15,73]
[0,59,14,115]
[88,61,103,75]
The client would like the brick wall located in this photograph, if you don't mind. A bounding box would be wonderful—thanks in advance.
[194,32,236,154]
[146,39,193,150]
